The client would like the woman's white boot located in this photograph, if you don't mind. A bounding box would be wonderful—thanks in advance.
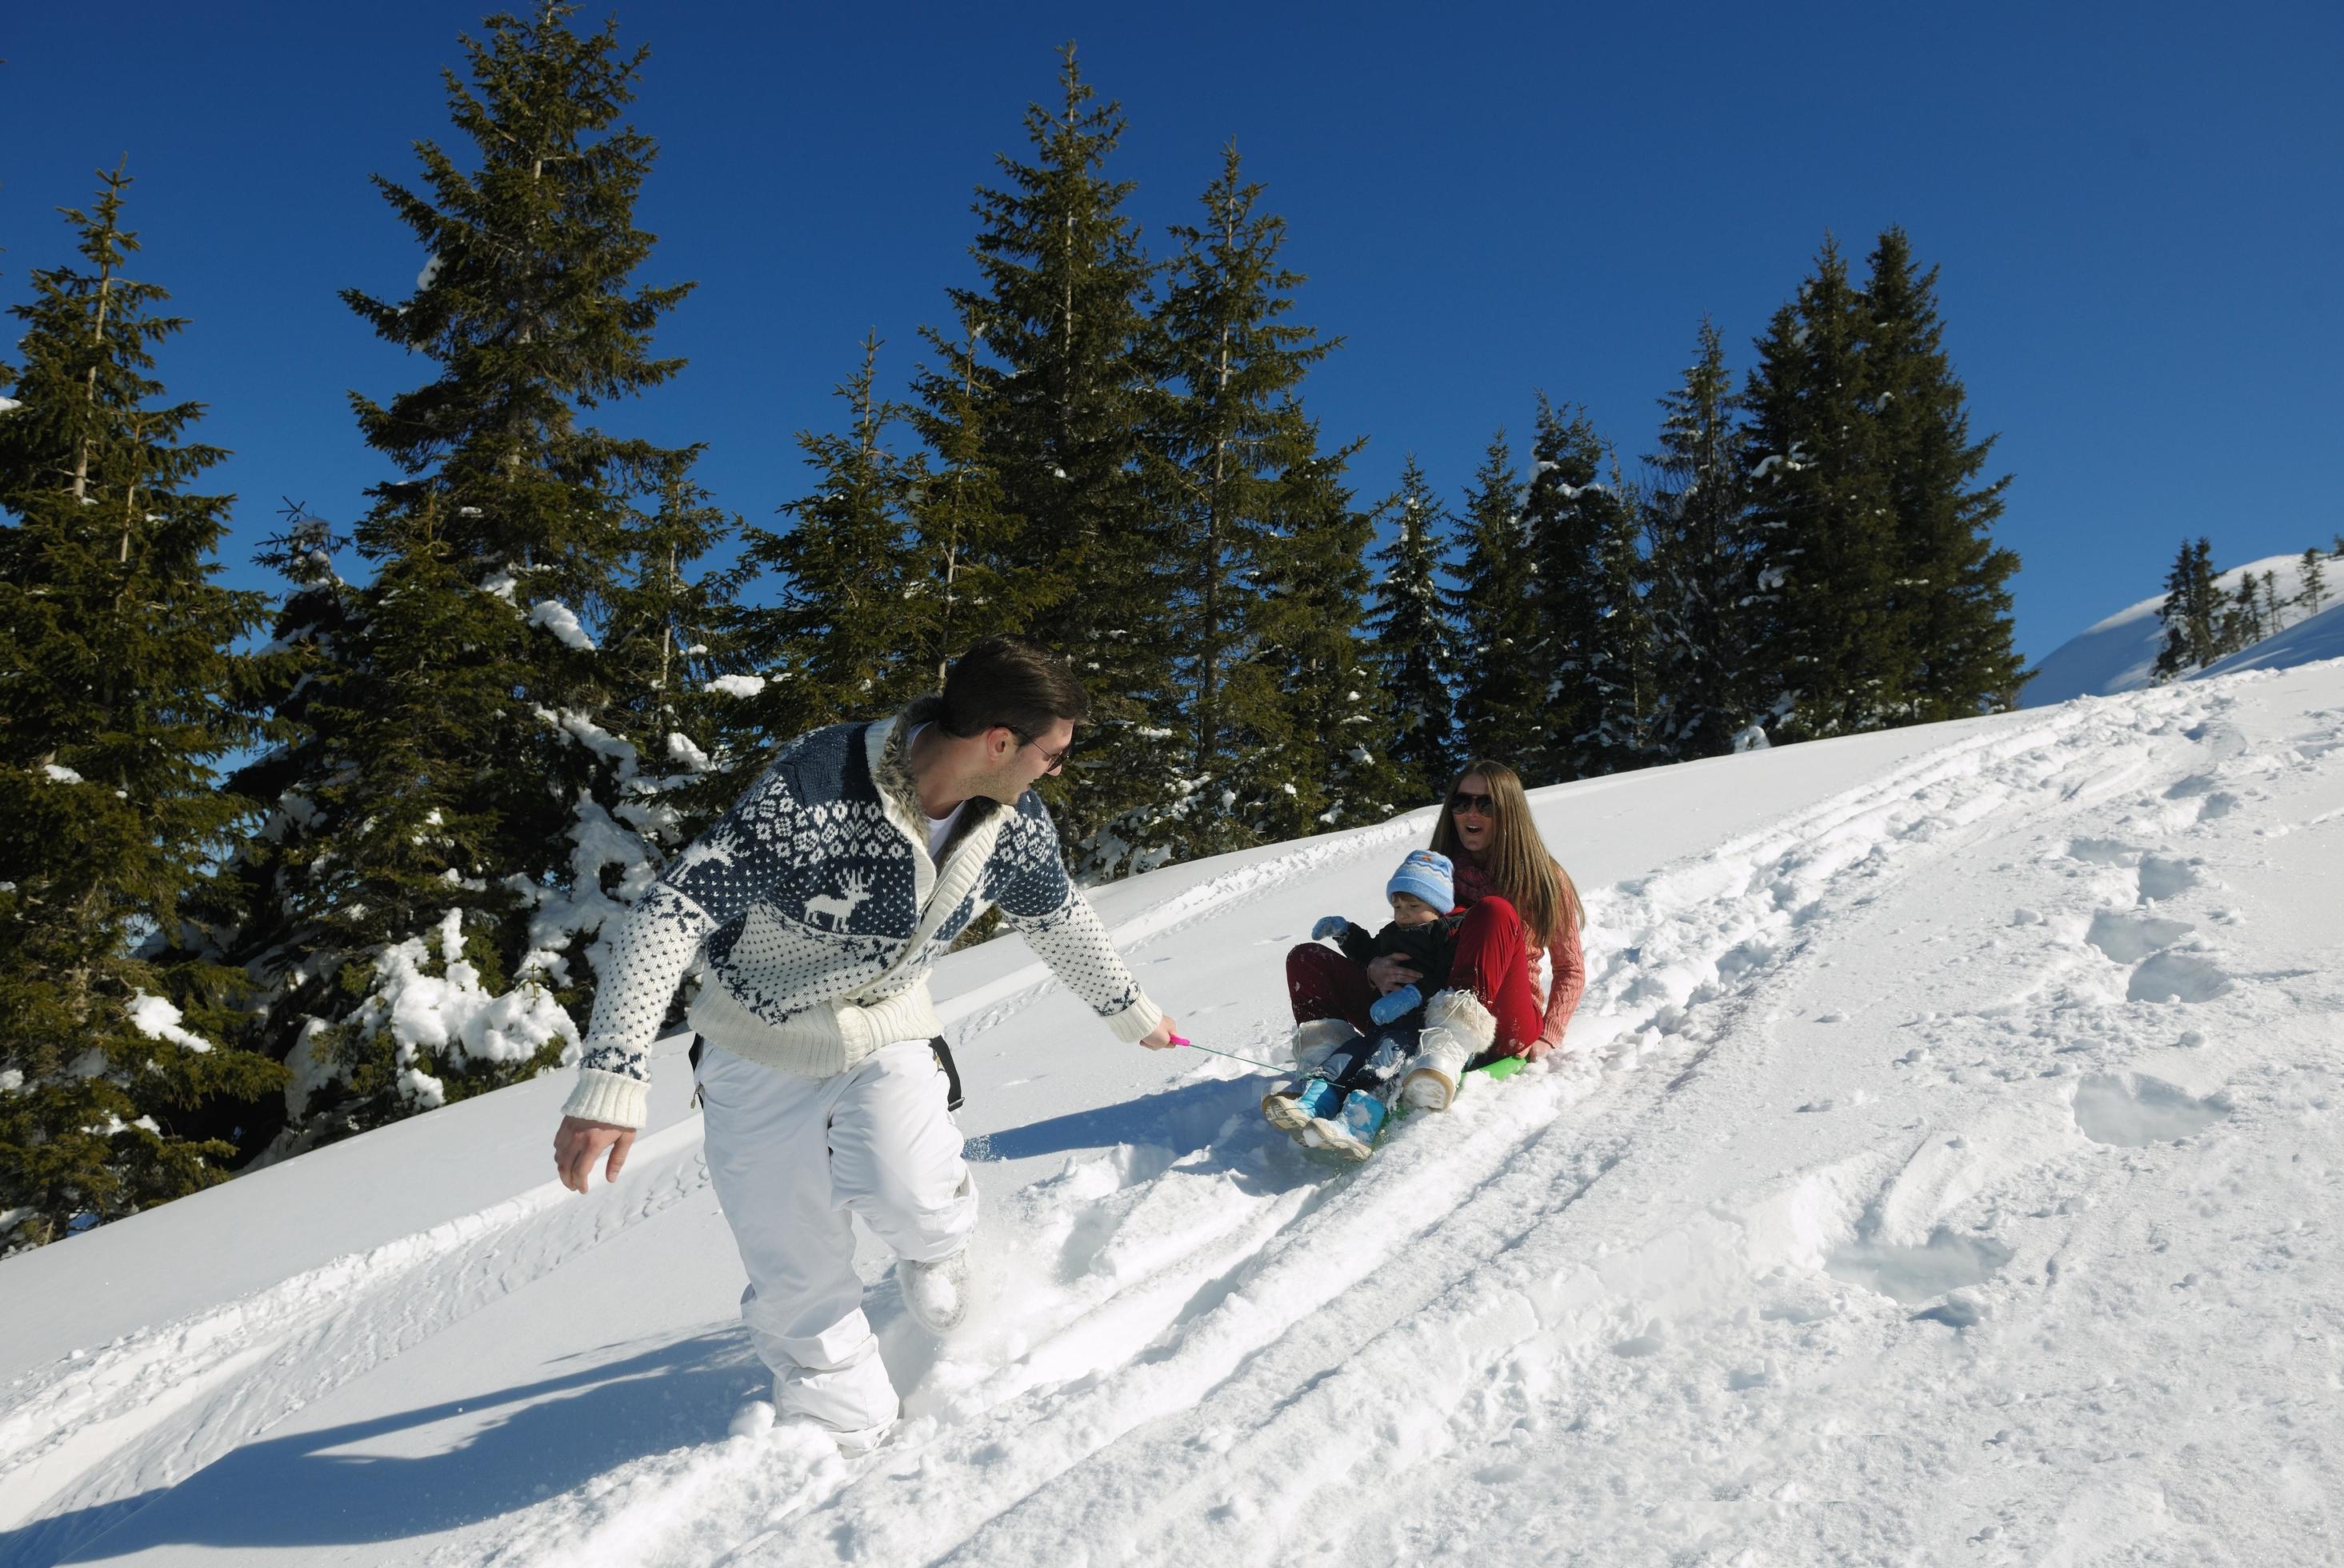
[1400,989,1495,1111]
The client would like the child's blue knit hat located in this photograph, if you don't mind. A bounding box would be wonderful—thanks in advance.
[1387,849,1454,912]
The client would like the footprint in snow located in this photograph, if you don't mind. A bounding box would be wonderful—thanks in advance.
[2126,950,2230,1004]
[2083,910,2195,965]
[2070,1074,2230,1147]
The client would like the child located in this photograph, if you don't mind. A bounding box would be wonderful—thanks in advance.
[1263,849,1462,1160]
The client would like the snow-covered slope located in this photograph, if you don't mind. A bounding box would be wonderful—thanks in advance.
[2023,550,2334,706]
[4,662,2342,1566]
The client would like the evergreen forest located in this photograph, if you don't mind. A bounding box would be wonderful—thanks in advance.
[3,7,2078,1248]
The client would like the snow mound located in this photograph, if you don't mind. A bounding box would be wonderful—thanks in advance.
[2024,550,2335,706]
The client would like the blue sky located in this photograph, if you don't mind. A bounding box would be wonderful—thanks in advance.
[4,1,2338,666]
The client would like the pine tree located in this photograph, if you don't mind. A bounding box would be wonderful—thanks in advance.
[1450,430,1538,762]
[1644,319,1762,761]
[1147,143,1340,854]
[222,6,722,1145]
[597,468,742,831]
[1860,230,2023,719]
[905,304,1020,686]
[2152,538,2222,679]
[1236,437,1406,841]
[2217,573,2261,655]
[1585,450,1655,771]
[1364,454,1458,802]
[2302,548,2329,618]
[1742,238,1902,741]
[0,166,283,1246]
[1519,398,1648,782]
[2262,570,2283,635]
[731,336,928,751]
[941,44,1180,878]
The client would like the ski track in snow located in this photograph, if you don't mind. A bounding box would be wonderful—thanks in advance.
[437,682,2326,1565]
[10,674,2343,1565]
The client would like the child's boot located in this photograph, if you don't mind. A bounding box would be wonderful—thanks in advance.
[1263,1074,1343,1134]
[1314,1086,1389,1161]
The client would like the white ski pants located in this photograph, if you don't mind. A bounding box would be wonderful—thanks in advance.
[695,1037,978,1435]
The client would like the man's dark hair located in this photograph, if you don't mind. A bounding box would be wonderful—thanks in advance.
[935,635,1090,740]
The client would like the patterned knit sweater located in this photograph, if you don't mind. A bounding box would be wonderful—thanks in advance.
[561,705,1162,1129]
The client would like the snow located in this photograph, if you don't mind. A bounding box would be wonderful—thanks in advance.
[702,674,766,698]
[346,917,580,1104]
[124,994,214,1056]
[526,599,596,652]
[42,765,83,785]
[534,707,640,786]
[2023,550,2332,706]
[2199,596,2344,678]
[0,396,22,414]
[4,662,2343,1563]
[665,732,710,772]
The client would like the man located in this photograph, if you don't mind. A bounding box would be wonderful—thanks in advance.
[553,636,1178,1449]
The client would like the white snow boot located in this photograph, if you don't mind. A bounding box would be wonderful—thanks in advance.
[1399,990,1494,1112]
[1290,1018,1365,1074]
[898,1248,971,1334]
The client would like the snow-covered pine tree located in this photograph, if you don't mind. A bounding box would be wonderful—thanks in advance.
[1861,230,2023,719]
[1147,144,1339,856]
[1742,237,1902,742]
[2302,548,2329,618]
[1519,397,1649,782]
[1237,435,1406,841]
[1643,319,1762,762]
[595,469,742,841]
[2151,538,2222,680]
[1364,454,1459,802]
[1450,430,1539,764]
[222,6,722,1146]
[0,167,283,1246]
[731,336,929,754]
[942,44,1182,878]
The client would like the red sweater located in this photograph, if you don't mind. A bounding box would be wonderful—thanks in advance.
[1451,854,1586,1054]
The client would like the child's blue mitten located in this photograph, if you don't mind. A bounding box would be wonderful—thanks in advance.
[1311,915,1349,942]
[1370,984,1422,1026]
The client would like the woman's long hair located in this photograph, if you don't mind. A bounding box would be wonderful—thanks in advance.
[1428,759,1583,947]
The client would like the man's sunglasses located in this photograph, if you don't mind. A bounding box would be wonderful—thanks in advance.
[1009,726,1076,770]
[1449,790,1496,818]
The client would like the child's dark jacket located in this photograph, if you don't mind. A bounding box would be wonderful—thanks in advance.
[1332,910,1465,992]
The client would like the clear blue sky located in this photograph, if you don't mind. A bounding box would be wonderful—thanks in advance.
[5,1,2338,666]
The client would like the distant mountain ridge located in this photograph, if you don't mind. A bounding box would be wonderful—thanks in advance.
[2022,550,2343,707]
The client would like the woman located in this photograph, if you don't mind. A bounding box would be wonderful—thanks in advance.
[1285,759,1586,1109]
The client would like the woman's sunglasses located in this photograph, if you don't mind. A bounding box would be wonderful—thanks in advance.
[1448,790,1496,818]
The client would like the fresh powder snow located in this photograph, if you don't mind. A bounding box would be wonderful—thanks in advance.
[0,656,2339,1564]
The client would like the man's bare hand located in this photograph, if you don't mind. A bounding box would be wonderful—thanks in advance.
[1364,954,1422,995]
[1139,1015,1181,1050]
[554,1114,637,1194]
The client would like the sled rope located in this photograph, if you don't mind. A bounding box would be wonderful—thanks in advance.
[1170,1034,1284,1071]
